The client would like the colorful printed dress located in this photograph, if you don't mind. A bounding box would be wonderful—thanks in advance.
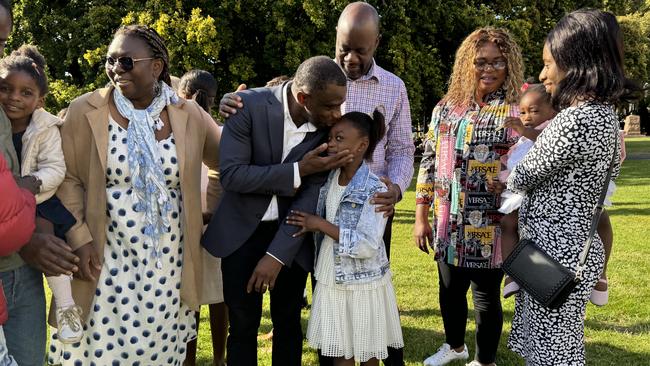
[416,89,519,269]
[48,118,196,365]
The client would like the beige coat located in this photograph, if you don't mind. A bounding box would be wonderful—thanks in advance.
[54,86,220,324]
[20,108,66,204]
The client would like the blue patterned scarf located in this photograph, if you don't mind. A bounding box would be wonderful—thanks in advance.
[113,81,179,269]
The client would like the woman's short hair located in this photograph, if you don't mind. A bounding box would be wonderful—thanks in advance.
[546,9,633,109]
[445,27,524,107]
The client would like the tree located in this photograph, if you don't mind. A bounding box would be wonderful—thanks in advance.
[7,0,647,122]
[619,12,650,83]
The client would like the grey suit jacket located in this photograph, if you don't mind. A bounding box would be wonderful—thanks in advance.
[201,83,327,271]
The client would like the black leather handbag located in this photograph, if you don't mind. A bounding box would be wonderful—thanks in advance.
[502,132,618,309]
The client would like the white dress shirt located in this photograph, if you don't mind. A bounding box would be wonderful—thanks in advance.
[262,83,317,264]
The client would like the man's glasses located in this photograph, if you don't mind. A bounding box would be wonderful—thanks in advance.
[105,56,154,71]
[474,60,507,71]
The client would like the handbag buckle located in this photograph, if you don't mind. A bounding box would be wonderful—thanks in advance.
[575,266,585,282]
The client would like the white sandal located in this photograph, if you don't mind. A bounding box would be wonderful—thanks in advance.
[503,276,520,298]
[590,278,608,306]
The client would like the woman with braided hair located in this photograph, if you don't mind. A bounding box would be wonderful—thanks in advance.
[48,25,221,364]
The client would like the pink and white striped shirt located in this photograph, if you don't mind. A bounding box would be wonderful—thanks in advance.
[341,60,415,195]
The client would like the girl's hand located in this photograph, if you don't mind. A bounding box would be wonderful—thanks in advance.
[502,117,526,135]
[14,175,41,195]
[286,210,323,237]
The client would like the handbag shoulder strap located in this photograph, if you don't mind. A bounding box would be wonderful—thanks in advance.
[575,128,619,280]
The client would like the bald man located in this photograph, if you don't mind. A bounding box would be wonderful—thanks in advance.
[333,0,414,256]
[325,4,412,366]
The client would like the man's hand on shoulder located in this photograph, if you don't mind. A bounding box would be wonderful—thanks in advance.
[370,176,401,217]
[219,84,247,118]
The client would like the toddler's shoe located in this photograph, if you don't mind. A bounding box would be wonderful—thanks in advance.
[590,278,608,306]
[503,275,520,298]
[56,305,83,344]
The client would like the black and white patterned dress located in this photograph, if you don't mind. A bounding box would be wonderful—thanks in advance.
[48,118,196,365]
[506,102,620,365]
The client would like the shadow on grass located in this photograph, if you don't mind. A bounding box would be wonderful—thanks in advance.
[392,217,416,225]
[194,311,650,365]
[608,208,650,216]
[618,163,650,179]
[433,331,650,366]
[614,181,650,187]
[585,319,650,335]
[401,323,447,364]
[606,202,650,206]
[400,307,517,364]
[585,342,650,366]
[399,307,515,320]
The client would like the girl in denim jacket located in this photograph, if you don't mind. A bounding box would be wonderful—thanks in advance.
[287,110,403,366]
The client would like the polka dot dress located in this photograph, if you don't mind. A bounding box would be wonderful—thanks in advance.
[48,118,196,365]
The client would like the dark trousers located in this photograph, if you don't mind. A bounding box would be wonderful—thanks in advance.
[222,221,308,366]
[383,214,394,260]
[319,214,405,366]
[438,261,504,364]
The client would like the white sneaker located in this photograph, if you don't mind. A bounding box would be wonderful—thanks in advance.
[56,305,83,344]
[466,361,497,366]
[423,343,469,366]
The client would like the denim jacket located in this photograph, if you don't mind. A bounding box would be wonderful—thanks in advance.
[314,162,389,284]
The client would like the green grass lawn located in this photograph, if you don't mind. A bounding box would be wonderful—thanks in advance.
[624,136,650,157]
[194,138,650,365]
[47,139,650,365]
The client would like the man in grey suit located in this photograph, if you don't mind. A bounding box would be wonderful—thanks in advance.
[202,56,352,366]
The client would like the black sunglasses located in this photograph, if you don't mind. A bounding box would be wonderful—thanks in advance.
[105,56,154,71]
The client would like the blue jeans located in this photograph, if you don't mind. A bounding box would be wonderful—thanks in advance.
[0,264,46,366]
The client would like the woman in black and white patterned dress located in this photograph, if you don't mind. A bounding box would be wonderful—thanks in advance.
[506,9,634,365]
